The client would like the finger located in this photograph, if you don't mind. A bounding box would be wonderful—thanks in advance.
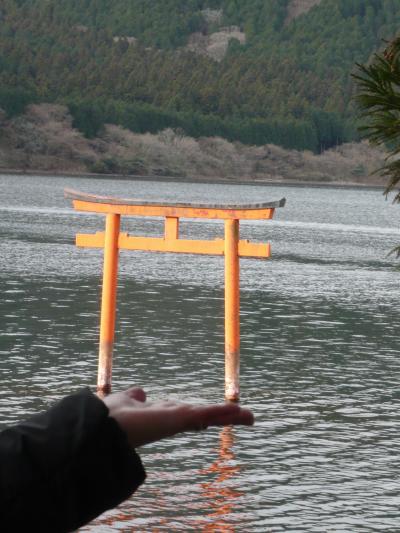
[204,409,254,427]
[188,404,254,430]
[125,387,146,403]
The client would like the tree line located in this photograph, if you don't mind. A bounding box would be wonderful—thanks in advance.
[1,0,400,152]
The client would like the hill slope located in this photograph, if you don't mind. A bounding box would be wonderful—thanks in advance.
[286,0,322,24]
[0,0,399,155]
[0,104,385,186]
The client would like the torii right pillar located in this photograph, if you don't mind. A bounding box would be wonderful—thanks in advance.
[224,219,241,401]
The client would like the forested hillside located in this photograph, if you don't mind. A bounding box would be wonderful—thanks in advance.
[1,0,399,153]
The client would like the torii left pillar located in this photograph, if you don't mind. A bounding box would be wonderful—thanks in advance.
[65,188,285,401]
[98,213,120,395]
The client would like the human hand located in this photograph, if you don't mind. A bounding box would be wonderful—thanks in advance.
[103,387,254,448]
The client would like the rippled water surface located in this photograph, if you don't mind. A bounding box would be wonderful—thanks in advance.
[1,174,400,531]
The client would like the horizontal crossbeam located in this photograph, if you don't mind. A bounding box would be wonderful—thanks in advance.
[76,232,271,258]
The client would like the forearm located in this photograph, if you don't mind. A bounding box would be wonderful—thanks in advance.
[0,389,146,533]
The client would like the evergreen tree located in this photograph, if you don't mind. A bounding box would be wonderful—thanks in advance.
[354,35,400,255]
[1,0,400,152]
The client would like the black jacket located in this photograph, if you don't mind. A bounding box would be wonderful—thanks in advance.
[0,389,146,532]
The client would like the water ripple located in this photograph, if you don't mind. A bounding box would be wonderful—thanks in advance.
[1,175,400,531]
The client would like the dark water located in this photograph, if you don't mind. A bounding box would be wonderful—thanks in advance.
[1,174,400,531]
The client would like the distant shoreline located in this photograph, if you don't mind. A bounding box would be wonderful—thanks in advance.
[0,105,387,192]
[0,168,385,191]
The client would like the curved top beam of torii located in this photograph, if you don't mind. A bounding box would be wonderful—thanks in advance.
[64,188,286,220]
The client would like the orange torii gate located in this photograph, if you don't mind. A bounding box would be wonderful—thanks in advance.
[65,188,285,401]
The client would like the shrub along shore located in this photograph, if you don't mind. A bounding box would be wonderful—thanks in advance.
[0,104,386,187]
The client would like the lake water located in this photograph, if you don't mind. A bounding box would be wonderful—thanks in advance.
[1,174,400,531]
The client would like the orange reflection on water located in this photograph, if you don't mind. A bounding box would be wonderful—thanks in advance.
[196,426,243,532]
[83,427,243,531]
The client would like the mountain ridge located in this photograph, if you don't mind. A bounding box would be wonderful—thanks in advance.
[0,0,398,179]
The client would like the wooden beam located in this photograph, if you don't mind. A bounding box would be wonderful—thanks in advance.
[76,232,271,258]
[165,217,179,240]
[72,199,276,220]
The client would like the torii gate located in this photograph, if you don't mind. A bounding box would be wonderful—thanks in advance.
[65,188,285,401]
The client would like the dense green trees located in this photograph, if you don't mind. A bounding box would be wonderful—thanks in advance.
[0,88,37,117]
[1,0,400,152]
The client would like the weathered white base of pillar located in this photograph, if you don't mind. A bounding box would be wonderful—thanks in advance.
[97,341,113,397]
[225,349,240,401]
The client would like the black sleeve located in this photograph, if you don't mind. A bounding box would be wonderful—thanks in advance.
[0,388,146,532]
